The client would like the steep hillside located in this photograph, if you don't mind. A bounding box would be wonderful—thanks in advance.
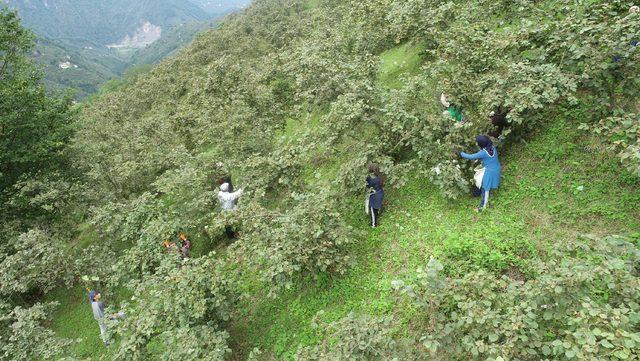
[129,19,218,66]
[28,0,640,359]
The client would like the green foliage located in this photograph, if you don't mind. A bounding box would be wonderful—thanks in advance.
[0,302,73,360]
[295,312,407,360]
[0,12,81,360]
[0,8,75,225]
[392,235,640,360]
[113,256,235,360]
[233,192,354,296]
[12,0,640,358]
[0,229,72,298]
[158,325,231,361]
[592,112,640,177]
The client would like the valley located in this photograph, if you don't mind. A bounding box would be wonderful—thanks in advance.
[2,0,250,98]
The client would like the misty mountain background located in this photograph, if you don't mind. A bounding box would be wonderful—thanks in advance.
[1,0,251,98]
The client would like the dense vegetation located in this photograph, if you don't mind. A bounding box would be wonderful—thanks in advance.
[0,7,76,359]
[1,0,639,360]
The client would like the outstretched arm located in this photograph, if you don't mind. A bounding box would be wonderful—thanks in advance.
[460,150,485,160]
[229,188,244,200]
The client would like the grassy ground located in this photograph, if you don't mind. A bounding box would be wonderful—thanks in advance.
[48,42,640,359]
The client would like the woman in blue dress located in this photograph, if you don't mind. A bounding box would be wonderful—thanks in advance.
[460,135,501,212]
[366,163,385,228]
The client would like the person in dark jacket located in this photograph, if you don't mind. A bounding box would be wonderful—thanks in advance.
[366,163,385,228]
[488,107,509,139]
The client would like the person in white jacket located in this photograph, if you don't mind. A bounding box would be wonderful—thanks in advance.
[217,182,243,238]
[217,183,243,211]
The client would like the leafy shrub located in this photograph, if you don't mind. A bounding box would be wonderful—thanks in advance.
[0,302,73,360]
[5,173,79,231]
[74,243,118,290]
[592,112,640,177]
[295,312,410,360]
[428,160,470,200]
[392,235,640,360]
[433,232,538,276]
[232,191,354,296]
[0,229,72,297]
[158,325,231,361]
[113,256,236,360]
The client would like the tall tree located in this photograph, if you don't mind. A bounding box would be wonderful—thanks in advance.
[0,7,74,224]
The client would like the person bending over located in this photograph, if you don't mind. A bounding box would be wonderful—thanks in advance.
[460,135,501,212]
[440,93,465,124]
[488,107,509,139]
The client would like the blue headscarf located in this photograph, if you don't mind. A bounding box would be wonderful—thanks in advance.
[476,135,494,156]
[89,290,98,303]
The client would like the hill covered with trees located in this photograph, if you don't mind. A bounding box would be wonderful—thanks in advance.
[1,0,639,360]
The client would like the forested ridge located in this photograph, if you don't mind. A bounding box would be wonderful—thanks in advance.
[1,0,639,360]
[3,0,243,98]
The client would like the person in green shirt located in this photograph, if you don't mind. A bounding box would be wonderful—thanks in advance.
[440,93,465,123]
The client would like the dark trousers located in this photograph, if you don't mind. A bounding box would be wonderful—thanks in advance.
[225,225,235,239]
[370,206,380,227]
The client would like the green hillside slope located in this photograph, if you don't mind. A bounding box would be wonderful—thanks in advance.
[51,41,640,360]
[33,0,640,359]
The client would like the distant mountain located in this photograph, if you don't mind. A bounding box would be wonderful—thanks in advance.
[1,0,249,98]
[33,38,129,98]
[190,0,251,14]
[2,0,209,47]
[131,20,215,66]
